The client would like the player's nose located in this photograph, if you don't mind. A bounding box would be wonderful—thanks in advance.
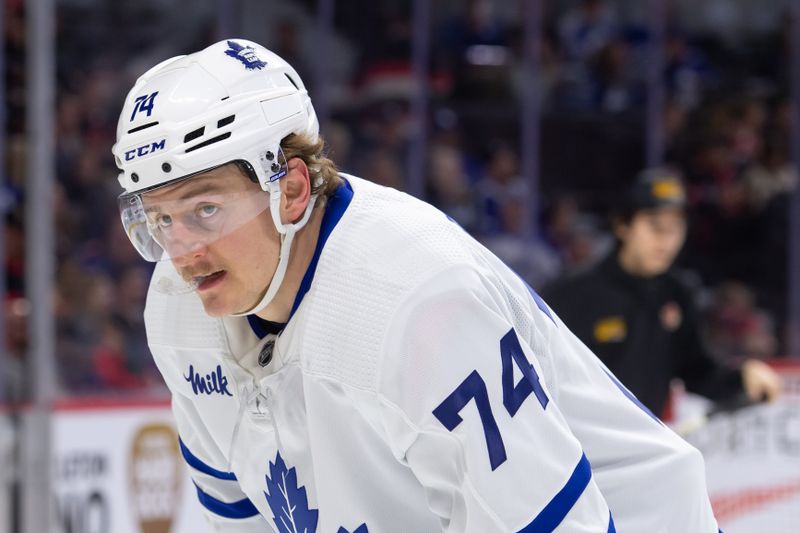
[164,222,209,267]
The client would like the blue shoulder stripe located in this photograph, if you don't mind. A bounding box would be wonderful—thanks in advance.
[179,438,238,481]
[512,272,555,325]
[193,482,259,519]
[601,368,663,425]
[607,511,616,532]
[525,283,555,325]
[518,453,592,532]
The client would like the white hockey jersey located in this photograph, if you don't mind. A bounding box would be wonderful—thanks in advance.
[144,175,722,533]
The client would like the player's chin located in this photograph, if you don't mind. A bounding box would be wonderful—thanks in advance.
[198,295,233,318]
[648,259,672,276]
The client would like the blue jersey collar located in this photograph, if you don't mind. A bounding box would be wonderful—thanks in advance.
[248,178,354,339]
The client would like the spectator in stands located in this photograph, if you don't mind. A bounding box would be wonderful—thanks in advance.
[4,215,24,299]
[557,0,617,63]
[438,0,515,101]
[704,281,778,361]
[541,195,610,274]
[511,25,565,109]
[740,127,796,334]
[463,146,565,288]
[742,129,797,213]
[542,167,781,417]
[324,121,355,172]
[2,297,28,403]
[273,19,312,83]
[663,97,689,156]
[357,148,405,190]
[664,28,712,110]
[727,97,768,170]
[56,262,114,391]
[441,0,510,71]
[474,142,527,235]
[479,194,563,289]
[113,265,159,383]
[426,144,479,233]
[588,37,645,113]
[90,316,146,390]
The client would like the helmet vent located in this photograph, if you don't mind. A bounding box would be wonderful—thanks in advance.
[183,127,205,143]
[185,132,232,153]
[127,121,159,134]
[217,115,235,128]
[284,73,299,90]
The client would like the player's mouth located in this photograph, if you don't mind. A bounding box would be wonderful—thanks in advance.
[193,270,226,291]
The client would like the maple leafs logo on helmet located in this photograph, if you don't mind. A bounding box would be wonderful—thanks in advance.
[224,40,267,71]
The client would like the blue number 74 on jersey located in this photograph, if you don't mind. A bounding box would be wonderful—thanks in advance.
[433,328,548,471]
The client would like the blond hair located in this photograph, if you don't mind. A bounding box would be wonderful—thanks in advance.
[281,132,342,198]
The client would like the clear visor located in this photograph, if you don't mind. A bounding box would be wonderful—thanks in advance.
[118,172,270,263]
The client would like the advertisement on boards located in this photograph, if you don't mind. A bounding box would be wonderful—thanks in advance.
[52,401,206,533]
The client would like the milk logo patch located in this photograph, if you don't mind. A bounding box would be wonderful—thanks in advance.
[184,364,234,397]
[225,40,267,71]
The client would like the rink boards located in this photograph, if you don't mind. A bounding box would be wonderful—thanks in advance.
[50,398,205,533]
[676,361,800,533]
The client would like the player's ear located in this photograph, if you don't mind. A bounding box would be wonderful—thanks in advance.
[280,157,311,224]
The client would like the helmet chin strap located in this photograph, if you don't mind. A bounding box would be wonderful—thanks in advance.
[229,190,318,317]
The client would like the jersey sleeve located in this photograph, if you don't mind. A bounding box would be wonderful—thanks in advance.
[542,306,721,533]
[170,388,270,532]
[377,266,614,532]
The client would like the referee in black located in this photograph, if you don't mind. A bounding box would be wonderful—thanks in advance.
[542,167,781,418]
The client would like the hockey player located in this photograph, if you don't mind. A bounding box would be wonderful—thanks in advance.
[113,39,722,532]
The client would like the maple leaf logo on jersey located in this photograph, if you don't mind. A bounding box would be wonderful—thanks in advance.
[225,40,267,70]
[264,452,319,533]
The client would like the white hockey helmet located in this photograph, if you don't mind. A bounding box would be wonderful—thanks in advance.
[113,39,320,315]
[113,38,318,195]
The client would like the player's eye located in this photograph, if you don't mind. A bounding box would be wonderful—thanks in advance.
[197,204,219,218]
[154,213,173,229]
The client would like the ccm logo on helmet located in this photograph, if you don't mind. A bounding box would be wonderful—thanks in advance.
[125,139,166,161]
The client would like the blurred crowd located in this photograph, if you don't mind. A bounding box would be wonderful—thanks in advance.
[1,0,795,399]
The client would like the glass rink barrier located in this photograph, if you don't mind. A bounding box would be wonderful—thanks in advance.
[672,360,800,533]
